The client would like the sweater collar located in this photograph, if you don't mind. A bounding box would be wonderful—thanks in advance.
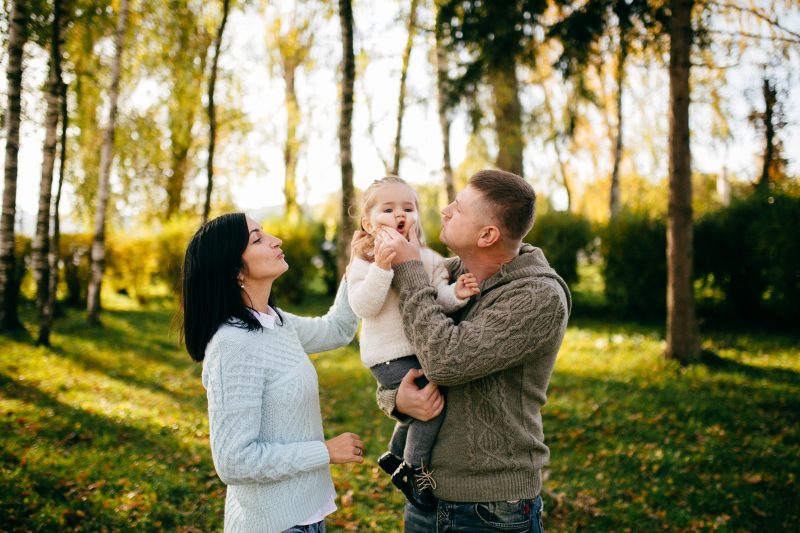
[248,306,279,329]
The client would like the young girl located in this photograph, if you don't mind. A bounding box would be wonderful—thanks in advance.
[346,177,479,512]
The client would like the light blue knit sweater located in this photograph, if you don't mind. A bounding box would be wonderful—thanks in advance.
[201,282,358,533]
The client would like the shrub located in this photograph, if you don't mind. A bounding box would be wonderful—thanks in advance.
[263,217,327,303]
[58,233,92,308]
[695,191,800,322]
[600,211,666,320]
[524,211,593,285]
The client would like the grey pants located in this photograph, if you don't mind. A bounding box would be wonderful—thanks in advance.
[370,355,444,466]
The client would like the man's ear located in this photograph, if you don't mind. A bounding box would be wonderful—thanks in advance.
[476,225,501,248]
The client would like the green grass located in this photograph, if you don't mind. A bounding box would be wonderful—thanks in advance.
[1,298,798,532]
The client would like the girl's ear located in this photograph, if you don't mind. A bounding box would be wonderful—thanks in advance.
[361,216,373,233]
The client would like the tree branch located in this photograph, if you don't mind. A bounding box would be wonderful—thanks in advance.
[703,0,800,41]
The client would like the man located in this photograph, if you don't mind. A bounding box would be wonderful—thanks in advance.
[376,169,571,532]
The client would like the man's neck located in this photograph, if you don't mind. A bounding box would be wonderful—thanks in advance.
[461,245,519,285]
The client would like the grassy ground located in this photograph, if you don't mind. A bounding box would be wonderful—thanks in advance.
[1,295,798,532]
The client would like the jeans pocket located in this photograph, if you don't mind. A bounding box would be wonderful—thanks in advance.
[473,501,533,532]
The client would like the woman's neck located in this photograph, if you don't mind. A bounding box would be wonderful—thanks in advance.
[243,280,273,313]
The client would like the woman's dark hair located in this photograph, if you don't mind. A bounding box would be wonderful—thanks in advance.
[181,212,264,362]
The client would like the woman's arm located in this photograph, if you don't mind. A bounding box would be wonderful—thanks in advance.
[284,279,359,354]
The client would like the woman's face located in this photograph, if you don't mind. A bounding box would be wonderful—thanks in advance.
[240,217,288,284]
[362,183,418,238]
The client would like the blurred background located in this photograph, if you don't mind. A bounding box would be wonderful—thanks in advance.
[1,0,798,531]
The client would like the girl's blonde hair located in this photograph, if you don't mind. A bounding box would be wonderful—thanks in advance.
[353,176,427,261]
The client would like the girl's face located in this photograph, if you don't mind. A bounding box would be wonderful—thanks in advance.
[362,183,418,238]
[240,217,288,284]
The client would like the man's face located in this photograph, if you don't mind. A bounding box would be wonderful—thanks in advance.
[439,185,490,253]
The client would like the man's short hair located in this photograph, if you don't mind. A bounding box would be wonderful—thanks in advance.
[469,169,536,241]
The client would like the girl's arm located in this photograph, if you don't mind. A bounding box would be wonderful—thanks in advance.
[430,252,471,313]
[346,257,394,319]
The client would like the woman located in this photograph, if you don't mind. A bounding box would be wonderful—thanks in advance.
[181,213,364,533]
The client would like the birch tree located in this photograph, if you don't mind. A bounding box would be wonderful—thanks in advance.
[0,0,28,332]
[87,0,130,325]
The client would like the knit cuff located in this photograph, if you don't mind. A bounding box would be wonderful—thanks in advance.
[392,260,429,291]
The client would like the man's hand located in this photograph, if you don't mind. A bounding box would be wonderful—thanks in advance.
[377,223,422,266]
[395,368,444,421]
[454,272,480,299]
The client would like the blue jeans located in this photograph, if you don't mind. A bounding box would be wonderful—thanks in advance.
[281,520,326,533]
[404,496,544,533]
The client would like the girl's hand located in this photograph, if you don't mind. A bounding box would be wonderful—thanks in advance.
[325,432,364,464]
[454,272,480,299]
[373,236,396,270]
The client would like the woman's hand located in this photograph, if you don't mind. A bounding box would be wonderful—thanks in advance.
[454,272,480,299]
[325,432,365,464]
[346,230,371,278]
[395,369,444,421]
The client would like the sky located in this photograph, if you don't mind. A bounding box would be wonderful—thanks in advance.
[3,1,799,235]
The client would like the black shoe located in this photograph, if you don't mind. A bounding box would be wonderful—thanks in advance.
[391,461,438,512]
[377,452,403,476]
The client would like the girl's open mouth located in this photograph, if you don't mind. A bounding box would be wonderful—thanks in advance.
[397,220,406,231]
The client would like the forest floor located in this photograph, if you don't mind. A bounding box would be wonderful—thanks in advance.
[1,292,798,531]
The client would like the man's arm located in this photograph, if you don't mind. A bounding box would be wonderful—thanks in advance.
[393,261,568,387]
[376,369,444,421]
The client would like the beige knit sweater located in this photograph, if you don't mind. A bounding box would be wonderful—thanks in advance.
[377,244,571,502]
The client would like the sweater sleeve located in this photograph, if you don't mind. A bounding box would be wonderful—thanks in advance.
[204,339,330,485]
[393,261,568,387]
[346,258,394,319]
[283,279,359,354]
[430,255,469,313]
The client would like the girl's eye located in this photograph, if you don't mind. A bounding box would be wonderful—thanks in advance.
[404,208,414,212]
[383,208,393,213]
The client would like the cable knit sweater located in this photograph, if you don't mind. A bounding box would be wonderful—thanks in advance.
[377,245,571,502]
[201,282,358,533]
[347,247,468,367]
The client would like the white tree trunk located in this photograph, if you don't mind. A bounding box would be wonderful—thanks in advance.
[87,0,130,325]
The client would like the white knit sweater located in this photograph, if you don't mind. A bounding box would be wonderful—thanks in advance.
[201,282,358,533]
[347,247,468,367]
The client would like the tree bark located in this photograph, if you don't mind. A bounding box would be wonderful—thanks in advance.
[391,0,419,176]
[40,79,69,346]
[34,0,64,326]
[757,76,776,195]
[337,0,356,279]
[609,34,627,218]
[542,83,573,212]
[434,10,455,203]
[87,0,129,325]
[488,58,524,177]
[0,0,28,332]
[283,58,300,221]
[203,0,231,224]
[666,0,701,363]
